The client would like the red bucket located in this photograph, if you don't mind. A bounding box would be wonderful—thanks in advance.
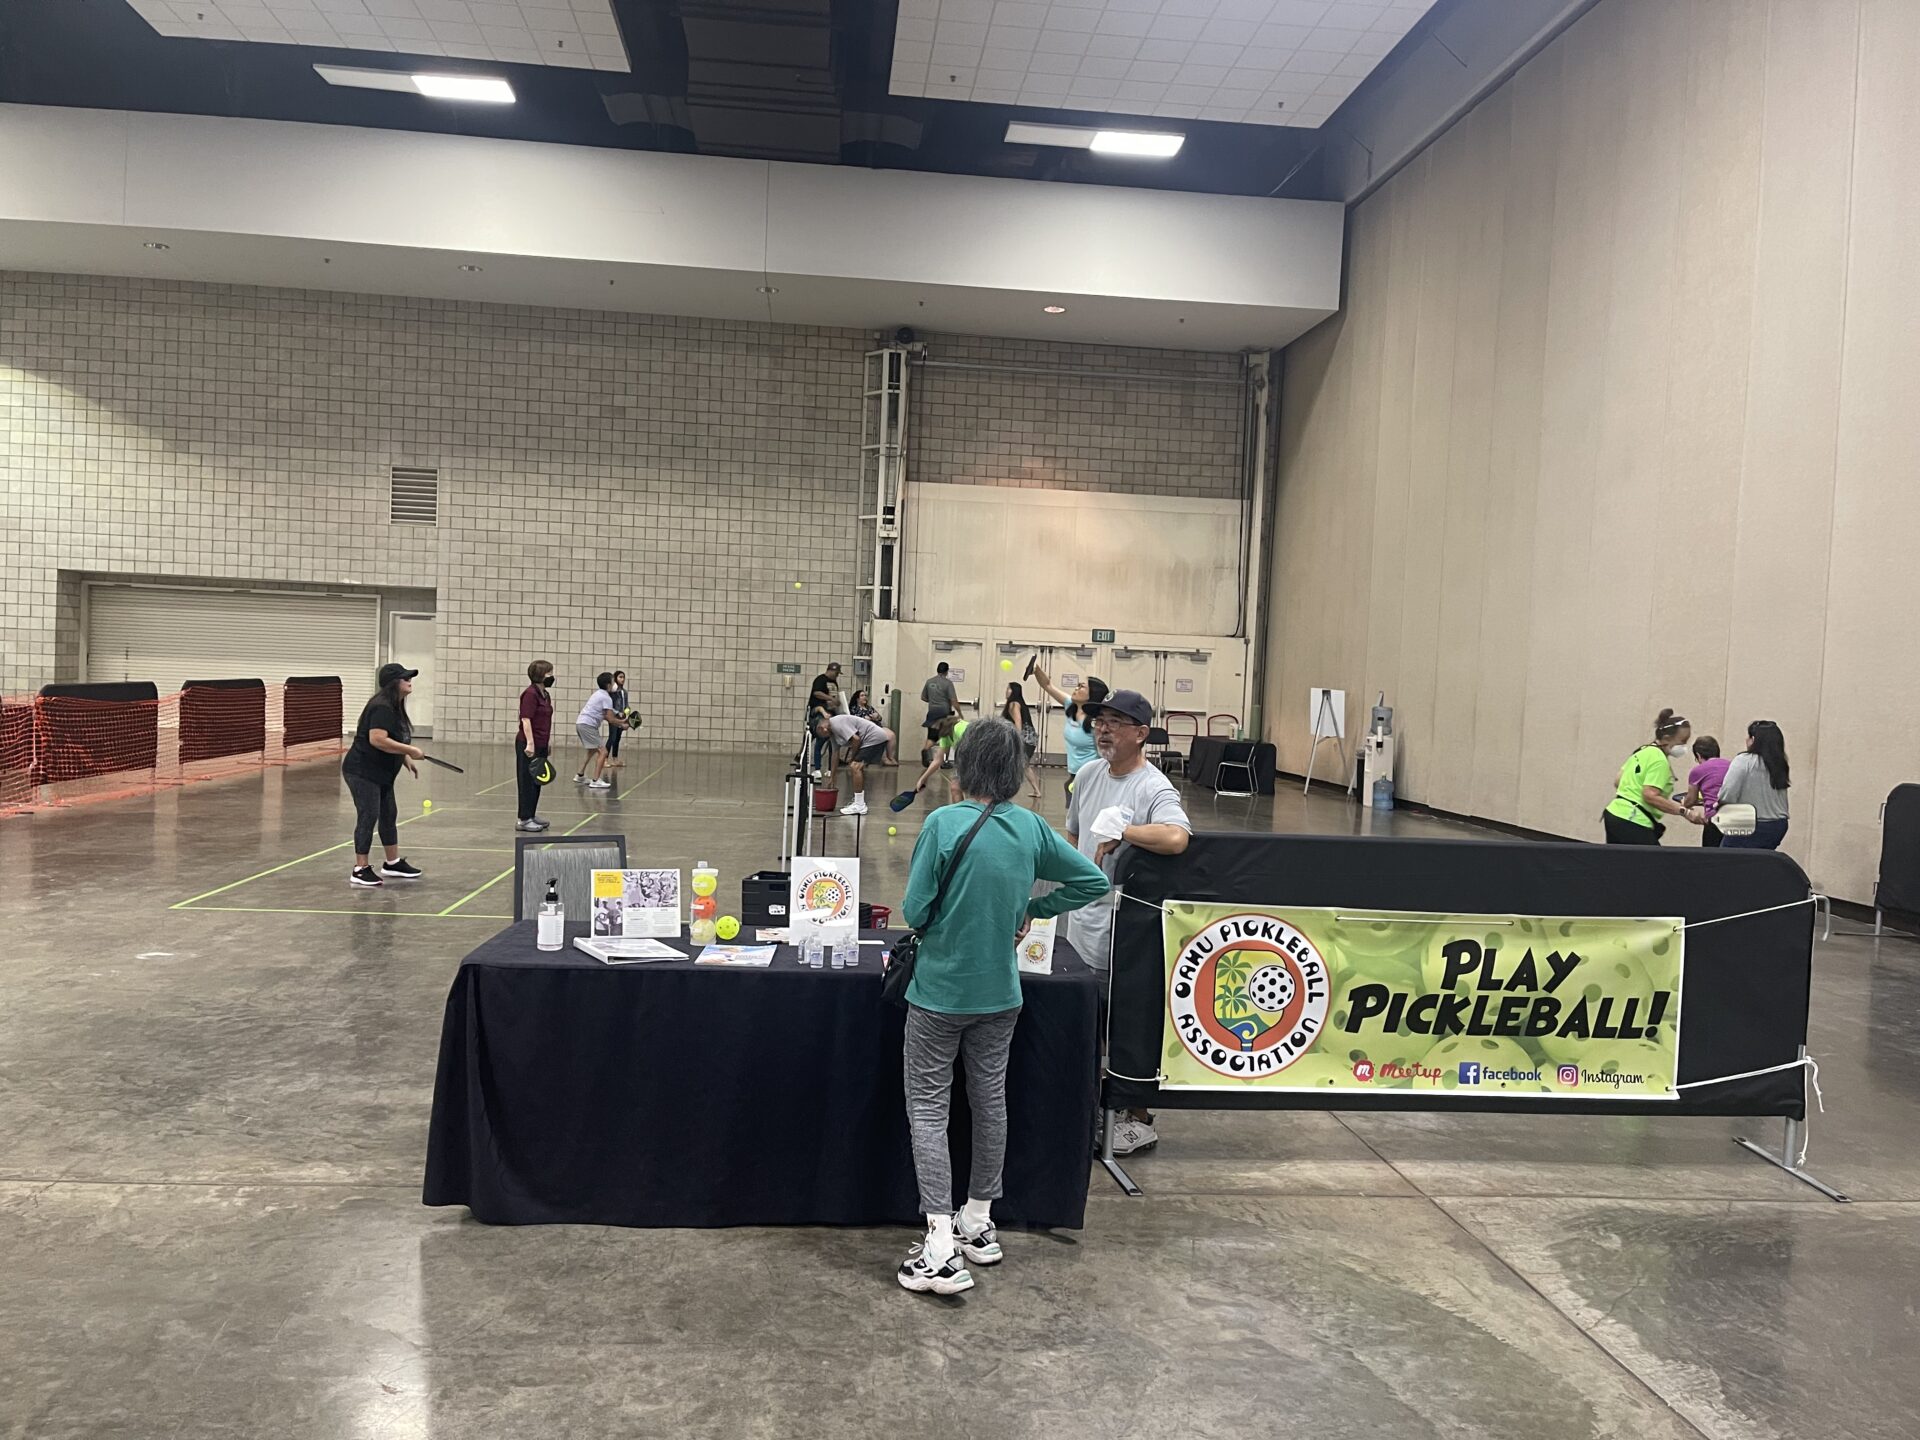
[812,787,839,814]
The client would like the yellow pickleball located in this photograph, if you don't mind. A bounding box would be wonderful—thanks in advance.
[1000,658,1013,670]
[691,872,717,897]
[888,826,897,836]
[793,581,803,589]
[716,915,740,940]
[422,799,432,810]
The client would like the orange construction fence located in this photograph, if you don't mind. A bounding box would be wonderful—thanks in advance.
[0,677,344,816]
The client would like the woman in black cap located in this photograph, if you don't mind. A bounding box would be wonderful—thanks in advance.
[342,662,426,888]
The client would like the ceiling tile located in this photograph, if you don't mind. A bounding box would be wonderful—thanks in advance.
[1133,37,1191,60]
[1159,0,1218,15]
[329,10,387,31]
[1154,101,1201,117]
[1102,0,1163,12]
[1112,78,1168,100]
[939,0,996,22]
[935,20,990,46]
[1066,75,1122,98]
[1184,41,1240,65]
[1171,62,1229,84]
[1042,6,1101,32]
[376,15,433,37]
[1085,33,1142,58]
[1145,13,1205,40]
[896,15,934,40]
[1093,9,1154,34]
[1106,95,1159,116]
[972,86,1022,102]
[1018,72,1072,94]
[1034,28,1090,53]
[1026,49,1082,73]
[1303,24,1363,50]
[1211,0,1272,17]
[1347,29,1394,55]
[1282,48,1342,73]
[1125,58,1180,80]
[980,44,1033,68]
[1162,82,1213,103]
[976,66,1028,87]
[1076,54,1132,78]
[992,0,1050,26]
[1265,0,1329,23]
[1197,17,1255,43]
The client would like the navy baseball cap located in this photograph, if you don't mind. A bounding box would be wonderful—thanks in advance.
[378,663,418,686]
[1083,689,1152,726]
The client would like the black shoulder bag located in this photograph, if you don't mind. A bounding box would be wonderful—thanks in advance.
[881,802,996,1008]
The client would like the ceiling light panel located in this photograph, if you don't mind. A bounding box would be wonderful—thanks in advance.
[892,0,1435,127]
[123,0,631,73]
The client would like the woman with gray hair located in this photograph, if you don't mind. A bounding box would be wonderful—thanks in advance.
[893,717,1110,1295]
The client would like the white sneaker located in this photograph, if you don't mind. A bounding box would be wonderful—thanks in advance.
[841,797,868,816]
[897,1241,973,1295]
[955,1220,1002,1266]
[573,773,588,785]
[1110,1119,1159,1155]
[586,778,612,790]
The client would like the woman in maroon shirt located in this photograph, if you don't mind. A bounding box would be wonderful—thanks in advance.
[516,659,555,832]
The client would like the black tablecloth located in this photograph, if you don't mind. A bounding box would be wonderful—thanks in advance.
[1186,737,1277,794]
[423,923,1100,1228]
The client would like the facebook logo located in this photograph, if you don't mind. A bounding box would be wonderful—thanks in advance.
[1458,1062,1482,1085]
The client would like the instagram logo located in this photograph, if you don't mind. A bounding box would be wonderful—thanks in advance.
[1557,1064,1580,1086]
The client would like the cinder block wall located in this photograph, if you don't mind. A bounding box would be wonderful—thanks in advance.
[0,273,1242,742]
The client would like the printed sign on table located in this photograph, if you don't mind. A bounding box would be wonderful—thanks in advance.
[1160,903,1683,1098]
[791,857,860,940]
[1016,916,1057,974]
[591,869,682,939]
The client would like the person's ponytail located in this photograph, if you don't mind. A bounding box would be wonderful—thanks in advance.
[1653,708,1688,741]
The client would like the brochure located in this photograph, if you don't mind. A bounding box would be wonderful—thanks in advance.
[591,868,682,939]
[694,944,777,968]
[573,935,684,964]
[1017,916,1058,975]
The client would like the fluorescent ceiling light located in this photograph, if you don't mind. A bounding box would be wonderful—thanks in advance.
[412,74,516,104]
[1004,121,1183,159]
[314,65,514,104]
[1089,130,1184,158]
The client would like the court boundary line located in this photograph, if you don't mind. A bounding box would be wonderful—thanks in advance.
[168,808,441,909]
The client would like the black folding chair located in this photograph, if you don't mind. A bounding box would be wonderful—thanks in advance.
[513,833,629,922]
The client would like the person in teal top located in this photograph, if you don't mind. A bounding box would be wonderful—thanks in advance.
[1030,662,1108,810]
[893,718,1109,1296]
[1602,707,1704,845]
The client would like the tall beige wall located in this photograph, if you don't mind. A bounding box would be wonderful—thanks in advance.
[1266,0,1920,905]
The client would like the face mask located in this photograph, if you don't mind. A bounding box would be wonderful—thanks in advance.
[1667,745,1686,758]
[542,676,555,688]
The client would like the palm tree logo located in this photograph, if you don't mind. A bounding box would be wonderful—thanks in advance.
[1213,949,1265,1052]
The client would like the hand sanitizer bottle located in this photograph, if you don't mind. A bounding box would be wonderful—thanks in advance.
[537,879,565,951]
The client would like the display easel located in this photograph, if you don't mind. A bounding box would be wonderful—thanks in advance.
[1303,687,1351,796]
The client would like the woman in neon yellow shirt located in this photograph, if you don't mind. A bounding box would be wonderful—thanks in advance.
[1602,708,1705,845]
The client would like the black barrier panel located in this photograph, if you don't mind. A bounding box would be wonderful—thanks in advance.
[1105,833,1811,1120]
[283,677,344,747]
[1878,784,1920,920]
[36,682,161,779]
[38,682,160,703]
[180,679,267,764]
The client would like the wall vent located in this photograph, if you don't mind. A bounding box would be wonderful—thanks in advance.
[390,467,439,526]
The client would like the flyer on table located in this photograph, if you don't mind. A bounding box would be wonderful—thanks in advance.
[1159,902,1684,1098]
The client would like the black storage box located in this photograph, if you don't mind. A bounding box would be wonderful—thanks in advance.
[742,871,790,926]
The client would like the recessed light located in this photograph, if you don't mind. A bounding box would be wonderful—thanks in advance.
[313,65,513,104]
[1042,305,1066,315]
[412,73,516,104]
[1089,130,1184,159]
[459,264,484,273]
[1005,122,1184,159]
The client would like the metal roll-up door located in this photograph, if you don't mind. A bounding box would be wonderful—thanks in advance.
[86,584,380,705]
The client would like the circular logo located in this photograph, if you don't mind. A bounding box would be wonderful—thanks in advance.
[1168,914,1330,1079]
[800,870,853,924]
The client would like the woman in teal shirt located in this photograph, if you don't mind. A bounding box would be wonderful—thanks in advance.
[1031,663,1109,809]
[894,718,1109,1295]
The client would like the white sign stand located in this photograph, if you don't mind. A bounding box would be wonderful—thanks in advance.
[1303,687,1352,796]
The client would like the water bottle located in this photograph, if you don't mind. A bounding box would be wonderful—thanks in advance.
[840,936,860,969]
[536,879,564,951]
[834,936,857,970]
[804,933,824,969]
[831,935,846,969]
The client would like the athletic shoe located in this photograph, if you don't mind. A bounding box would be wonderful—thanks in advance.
[897,1242,973,1295]
[587,778,613,790]
[525,817,551,831]
[515,819,539,832]
[841,797,868,816]
[379,858,423,880]
[955,1221,1002,1266]
[349,866,383,888]
[1110,1119,1159,1155]
[573,773,588,785]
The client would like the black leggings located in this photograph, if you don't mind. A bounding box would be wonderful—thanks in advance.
[345,771,398,855]
[1601,810,1662,845]
[607,725,623,757]
[515,743,547,821]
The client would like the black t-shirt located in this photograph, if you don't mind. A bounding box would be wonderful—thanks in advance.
[343,697,410,782]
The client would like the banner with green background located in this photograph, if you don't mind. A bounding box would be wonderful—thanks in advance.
[1160,902,1683,1098]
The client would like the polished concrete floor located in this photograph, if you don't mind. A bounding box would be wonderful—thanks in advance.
[3,744,1916,1439]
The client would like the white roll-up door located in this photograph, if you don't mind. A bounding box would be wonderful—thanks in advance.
[86,584,380,699]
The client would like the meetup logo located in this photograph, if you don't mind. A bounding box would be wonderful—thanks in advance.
[1457,1061,1544,1086]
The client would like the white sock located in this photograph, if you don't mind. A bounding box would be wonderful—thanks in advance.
[923,1213,956,1264]
[960,1197,991,1233]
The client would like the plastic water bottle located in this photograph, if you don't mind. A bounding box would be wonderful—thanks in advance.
[536,879,564,951]
[831,935,846,969]
[804,933,824,969]
[840,937,860,969]
[834,936,857,970]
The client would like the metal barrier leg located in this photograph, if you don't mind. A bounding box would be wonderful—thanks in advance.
[1097,1107,1142,1197]
[1734,1051,1849,1202]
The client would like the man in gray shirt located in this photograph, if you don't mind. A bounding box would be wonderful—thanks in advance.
[1063,687,1191,1155]
[919,662,960,765]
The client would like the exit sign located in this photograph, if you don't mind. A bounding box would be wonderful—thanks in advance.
[1091,629,1115,644]
[775,663,802,674]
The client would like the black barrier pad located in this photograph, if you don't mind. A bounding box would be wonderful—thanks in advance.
[182,678,266,690]
[1106,833,1811,1120]
[1878,784,1920,918]
[38,682,159,702]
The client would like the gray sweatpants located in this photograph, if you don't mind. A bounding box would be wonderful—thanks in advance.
[903,1003,1022,1218]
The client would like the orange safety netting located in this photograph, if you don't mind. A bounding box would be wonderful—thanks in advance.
[0,679,343,816]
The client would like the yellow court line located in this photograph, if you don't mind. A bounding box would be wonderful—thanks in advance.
[435,760,668,917]
[174,905,514,920]
[473,777,517,796]
[169,808,442,909]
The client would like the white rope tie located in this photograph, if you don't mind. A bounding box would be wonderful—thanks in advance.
[1675,896,1817,932]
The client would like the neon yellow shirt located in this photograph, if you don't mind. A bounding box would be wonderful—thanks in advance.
[938,719,969,753]
[1606,744,1673,828]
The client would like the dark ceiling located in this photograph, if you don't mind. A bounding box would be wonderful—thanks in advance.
[0,0,1441,198]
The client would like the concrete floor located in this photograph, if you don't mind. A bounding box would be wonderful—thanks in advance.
[2,743,1916,1439]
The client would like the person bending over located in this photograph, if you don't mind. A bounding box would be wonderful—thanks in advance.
[907,712,970,806]
[1601,708,1702,845]
[816,710,894,816]
[1684,736,1729,847]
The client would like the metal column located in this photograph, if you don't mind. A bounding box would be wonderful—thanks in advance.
[857,348,911,663]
